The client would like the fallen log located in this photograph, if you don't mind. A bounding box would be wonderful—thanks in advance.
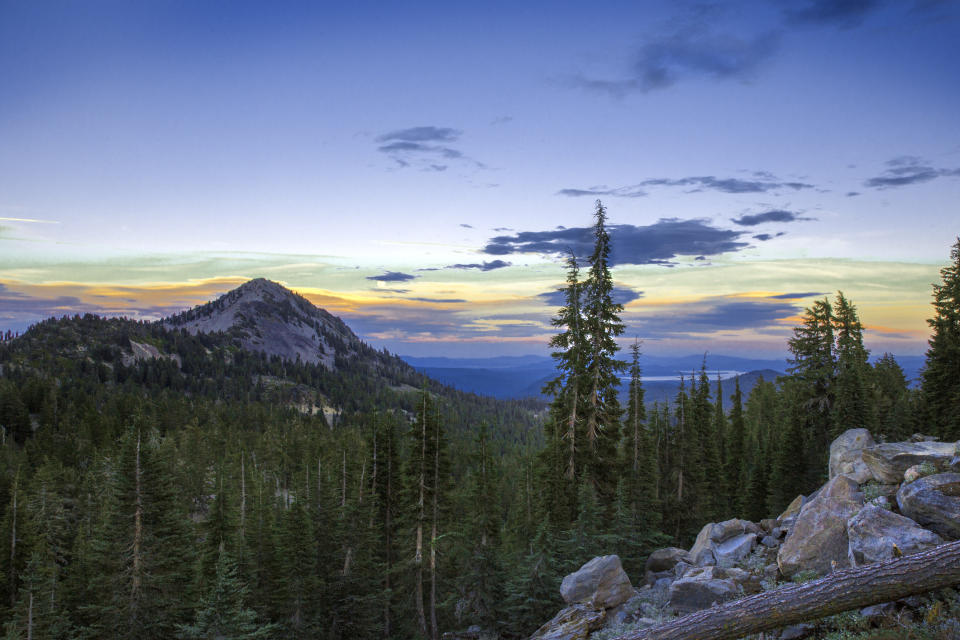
[619,539,960,640]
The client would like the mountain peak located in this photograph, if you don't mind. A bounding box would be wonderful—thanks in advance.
[164,279,358,368]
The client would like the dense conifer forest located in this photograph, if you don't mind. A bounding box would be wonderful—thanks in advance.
[1,214,958,638]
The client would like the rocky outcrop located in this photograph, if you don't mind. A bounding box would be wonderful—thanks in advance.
[829,428,876,483]
[532,430,960,639]
[847,504,943,565]
[778,475,864,578]
[861,441,959,484]
[560,555,633,609]
[897,473,960,540]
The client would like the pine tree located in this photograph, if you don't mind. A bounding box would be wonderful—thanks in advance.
[177,549,278,640]
[581,201,626,507]
[725,377,748,515]
[923,237,960,440]
[833,292,872,436]
[541,250,585,523]
[80,428,194,639]
[787,298,835,487]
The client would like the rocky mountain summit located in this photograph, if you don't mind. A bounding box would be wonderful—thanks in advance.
[164,278,387,371]
[528,429,960,640]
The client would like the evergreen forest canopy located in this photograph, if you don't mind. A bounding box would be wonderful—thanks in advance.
[0,205,958,639]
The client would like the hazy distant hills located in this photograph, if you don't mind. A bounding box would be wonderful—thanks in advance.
[402,352,926,403]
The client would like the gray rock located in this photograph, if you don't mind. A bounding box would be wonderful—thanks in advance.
[911,433,940,442]
[644,547,687,573]
[559,555,633,609]
[847,504,943,565]
[673,561,692,579]
[897,473,960,540]
[829,428,876,484]
[686,524,716,566]
[529,604,605,640]
[862,441,959,484]
[860,602,896,620]
[714,533,757,565]
[604,593,643,628]
[687,519,760,566]
[778,476,864,578]
[778,494,806,529]
[761,535,780,548]
[667,566,738,614]
[653,577,672,590]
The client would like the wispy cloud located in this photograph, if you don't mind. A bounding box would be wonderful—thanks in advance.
[538,285,642,307]
[559,174,814,198]
[375,125,483,171]
[445,260,511,271]
[731,210,813,226]
[571,7,780,97]
[864,156,960,189]
[627,295,802,338]
[0,217,60,224]
[483,218,748,266]
[783,0,883,28]
[365,271,417,282]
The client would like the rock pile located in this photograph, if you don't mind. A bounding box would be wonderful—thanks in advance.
[531,430,960,639]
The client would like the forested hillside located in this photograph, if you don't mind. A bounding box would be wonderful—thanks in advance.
[0,225,957,639]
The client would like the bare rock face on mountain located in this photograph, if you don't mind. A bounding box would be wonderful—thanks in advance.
[164,278,375,370]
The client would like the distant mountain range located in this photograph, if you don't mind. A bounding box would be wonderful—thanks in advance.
[401,352,927,403]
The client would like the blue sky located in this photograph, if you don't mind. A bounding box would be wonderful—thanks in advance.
[1,0,958,357]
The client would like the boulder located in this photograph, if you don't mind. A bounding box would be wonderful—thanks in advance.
[897,473,960,540]
[861,441,959,484]
[829,428,877,484]
[779,623,816,639]
[778,494,806,529]
[714,533,757,565]
[529,604,606,640]
[687,519,760,566]
[904,464,924,484]
[686,524,716,566]
[559,555,633,609]
[644,547,687,573]
[667,566,738,614]
[778,476,863,578]
[847,504,943,565]
[604,593,643,628]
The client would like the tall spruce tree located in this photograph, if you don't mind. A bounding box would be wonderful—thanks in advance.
[580,200,625,507]
[832,292,872,436]
[922,237,960,440]
[541,250,585,523]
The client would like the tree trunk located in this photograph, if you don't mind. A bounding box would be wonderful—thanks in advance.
[415,395,428,639]
[620,540,960,640]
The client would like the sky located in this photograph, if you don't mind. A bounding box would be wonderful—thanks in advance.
[1,0,958,358]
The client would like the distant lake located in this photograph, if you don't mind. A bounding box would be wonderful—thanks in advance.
[628,370,746,382]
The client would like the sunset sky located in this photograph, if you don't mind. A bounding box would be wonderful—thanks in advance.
[1,0,958,357]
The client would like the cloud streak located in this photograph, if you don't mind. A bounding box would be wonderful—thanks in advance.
[375,125,483,171]
[731,210,813,226]
[445,260,511,271]
[559,175,814,198]
[864,156,960,189]
[783,0,883,28]
[574,27,780,96]
[483,219,748,265]
[365,271,417,282]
